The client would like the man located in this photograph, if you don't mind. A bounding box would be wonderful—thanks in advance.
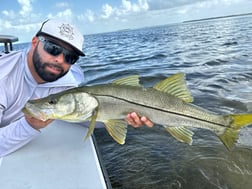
[0,19,153,157]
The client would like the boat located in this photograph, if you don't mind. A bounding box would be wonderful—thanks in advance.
[0,120,112,189]
[0,35,112,189]
[0,34,18,53]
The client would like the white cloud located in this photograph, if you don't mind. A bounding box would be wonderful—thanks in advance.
[18,0,33,16]
[101,4,114,19]
[47,9,73,21]
[85,10,95,22]
[0,20,12,32]
[55,2,70,8]
[146,0,246,11]
[12,22,39,32]
[2,10,16,19]
[121,0,149,13]
[56,9,72,18]
[100,0,149,19]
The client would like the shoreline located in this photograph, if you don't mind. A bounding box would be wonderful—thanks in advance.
[183,12,252,23]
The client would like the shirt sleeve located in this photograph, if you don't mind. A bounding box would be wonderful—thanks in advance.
[0,107,40,157]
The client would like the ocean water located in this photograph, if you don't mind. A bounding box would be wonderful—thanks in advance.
[83,16,252,189]
[9,15,252,189]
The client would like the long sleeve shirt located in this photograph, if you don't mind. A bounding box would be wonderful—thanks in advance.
[0,49,84,157]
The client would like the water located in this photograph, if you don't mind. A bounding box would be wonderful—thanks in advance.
[84,16,252,189]
[10,15,252,189]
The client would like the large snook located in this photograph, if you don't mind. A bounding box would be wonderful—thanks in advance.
[22,73,252,150]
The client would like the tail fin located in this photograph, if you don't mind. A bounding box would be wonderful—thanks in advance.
[219,114,252,150]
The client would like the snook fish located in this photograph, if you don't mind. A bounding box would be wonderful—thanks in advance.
[22,73,252,150]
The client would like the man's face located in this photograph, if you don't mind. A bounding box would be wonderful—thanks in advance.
[32,40,69,82]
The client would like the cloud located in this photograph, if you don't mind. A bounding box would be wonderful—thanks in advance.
[47,9,73,21]
[55,2,70,8]
[101,4,114,19]
[100,0,149,19]
[146,0,245,11]
[1,0,33,19]
[120,0,149,13]
[2,10,16,19]
[0,0,37,36]
[147,0,199,10]
[85,10,95,22]
[176,0,246,15]
[18,0,33,16]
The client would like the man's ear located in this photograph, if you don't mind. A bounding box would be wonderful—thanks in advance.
[31,36,39,47]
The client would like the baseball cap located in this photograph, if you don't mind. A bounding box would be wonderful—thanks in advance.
[36,19,85,56]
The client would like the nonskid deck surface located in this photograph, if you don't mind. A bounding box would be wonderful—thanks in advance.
[0,120,108,189]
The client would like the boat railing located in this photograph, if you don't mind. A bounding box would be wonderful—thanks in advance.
[0,35,19,54]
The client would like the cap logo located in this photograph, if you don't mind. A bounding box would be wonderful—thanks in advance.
[59,23,74,40]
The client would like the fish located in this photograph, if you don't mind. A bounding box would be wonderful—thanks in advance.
[22,73,252,150]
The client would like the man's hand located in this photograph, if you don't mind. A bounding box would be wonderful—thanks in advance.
[125,112,153,128]
[25,115,54,130]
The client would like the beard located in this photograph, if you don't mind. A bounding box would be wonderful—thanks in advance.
[32,46,68,82]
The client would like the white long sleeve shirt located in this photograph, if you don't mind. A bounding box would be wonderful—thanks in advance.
[0,49,84,157]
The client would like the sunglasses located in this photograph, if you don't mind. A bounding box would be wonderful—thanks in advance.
[38,36,79,65]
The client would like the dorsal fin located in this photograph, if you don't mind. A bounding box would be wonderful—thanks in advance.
[112,75,142,87]
[153,73,193,103]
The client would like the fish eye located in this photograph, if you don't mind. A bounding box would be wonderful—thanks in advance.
[48,98,57,105]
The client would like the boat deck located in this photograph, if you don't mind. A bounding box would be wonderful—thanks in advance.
[0,120,110,189]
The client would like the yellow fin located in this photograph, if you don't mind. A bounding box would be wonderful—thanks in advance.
[112,75,141,87]
[230,114,252,129]
[219,113,252,150]
[153,73,193,103]
[84,108,98,142]
[219,128,240,151]
[104,119,128,144]
[165,126,194,145]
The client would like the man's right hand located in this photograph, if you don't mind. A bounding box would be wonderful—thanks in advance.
[25,115,54,130]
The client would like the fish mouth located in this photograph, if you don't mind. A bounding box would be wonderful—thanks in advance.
[22,104,49,121]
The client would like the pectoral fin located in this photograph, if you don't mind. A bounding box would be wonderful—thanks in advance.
[104,119,128,144]
[84,108,98,141]
[165,126,194,145]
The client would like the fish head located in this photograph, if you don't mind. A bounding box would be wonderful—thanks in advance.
[22,91,99,122]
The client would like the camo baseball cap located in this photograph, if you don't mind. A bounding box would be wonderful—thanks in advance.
[36,19,85,56]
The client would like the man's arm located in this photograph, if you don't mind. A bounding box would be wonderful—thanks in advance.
[0,107,41,157]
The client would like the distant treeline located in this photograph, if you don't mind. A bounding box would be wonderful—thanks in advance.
[183,12,252,23]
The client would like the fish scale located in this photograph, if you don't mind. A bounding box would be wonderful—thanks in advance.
[82,84,231,127]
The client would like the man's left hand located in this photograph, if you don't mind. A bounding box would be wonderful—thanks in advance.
[125,112,153,128]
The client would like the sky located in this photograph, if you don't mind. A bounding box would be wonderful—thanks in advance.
[1,0,252,43]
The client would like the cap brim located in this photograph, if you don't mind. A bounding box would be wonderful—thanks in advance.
[75,48,85,56]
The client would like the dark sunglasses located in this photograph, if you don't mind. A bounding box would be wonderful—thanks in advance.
[38,36,79,65]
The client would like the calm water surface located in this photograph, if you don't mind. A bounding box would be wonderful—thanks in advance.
[11,15,252,189]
